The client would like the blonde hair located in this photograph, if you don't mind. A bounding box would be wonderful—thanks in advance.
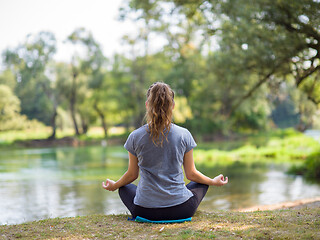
[145,82,175,146]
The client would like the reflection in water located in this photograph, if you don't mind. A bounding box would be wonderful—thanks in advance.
[198,163,320,211]
[0,146,319,225]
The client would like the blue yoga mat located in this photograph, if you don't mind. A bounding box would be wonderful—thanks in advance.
[134,216,192,223]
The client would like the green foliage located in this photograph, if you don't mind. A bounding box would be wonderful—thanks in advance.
[0,84,31,131]
[0,69,16,90]
[173,96,193,124]
[194,130,320,166]
[271,96,300,128]
[65,28,109,136]
[1,0,320,136]
[124,0,320,134]
[0,84,20,117]
[2,31,57,125]
[289,151,320,179]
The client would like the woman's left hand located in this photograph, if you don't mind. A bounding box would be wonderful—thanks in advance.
[212,174,228,186]
[102,179,116,191]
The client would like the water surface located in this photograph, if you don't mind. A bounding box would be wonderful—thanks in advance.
[0,145,319,225]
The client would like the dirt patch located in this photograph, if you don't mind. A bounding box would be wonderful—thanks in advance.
[237,197,320,212]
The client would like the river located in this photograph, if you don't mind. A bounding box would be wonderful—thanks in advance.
[0,145,319,225]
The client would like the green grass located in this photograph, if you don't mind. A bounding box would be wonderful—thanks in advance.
[194,129,320,166]
[0,127,52,146]
[1,207,319,240]
[0,126,130,148]
[0,127,77,147]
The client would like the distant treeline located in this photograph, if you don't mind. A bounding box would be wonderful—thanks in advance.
[0,0,319,139]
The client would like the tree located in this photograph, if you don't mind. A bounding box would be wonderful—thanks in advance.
[119,0,166,128]
[173,0,320,114]
[0,69,16,90]
[66,27,106,135]
[47,62,72,138]
[2,31,57,127]
[121,0,320,132]
[0,84,24,131]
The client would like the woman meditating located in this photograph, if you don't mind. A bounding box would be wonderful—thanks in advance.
[102,82,228,221]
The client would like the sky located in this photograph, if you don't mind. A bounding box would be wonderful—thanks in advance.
[0,0,136,65]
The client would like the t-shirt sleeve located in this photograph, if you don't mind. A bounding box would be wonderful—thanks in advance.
[184,129,197,153]
[124,132,137,156]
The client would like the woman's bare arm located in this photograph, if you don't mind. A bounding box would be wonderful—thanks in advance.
[102,152,139,191]
[183,149,228,186]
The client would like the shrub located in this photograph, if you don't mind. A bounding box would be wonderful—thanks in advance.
[288,151,320,180]
[304,152,320,179]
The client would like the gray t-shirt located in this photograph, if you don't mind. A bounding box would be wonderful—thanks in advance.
[124,124,196,208]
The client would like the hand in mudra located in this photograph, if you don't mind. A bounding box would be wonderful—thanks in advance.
[102,179,116,191]
[212,174,228,186]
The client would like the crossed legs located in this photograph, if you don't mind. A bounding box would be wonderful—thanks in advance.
[118,182,209,220]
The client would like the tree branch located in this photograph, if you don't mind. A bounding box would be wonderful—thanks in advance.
[296,65,320,86]
[227,69,275,116]
[307,95,320,105]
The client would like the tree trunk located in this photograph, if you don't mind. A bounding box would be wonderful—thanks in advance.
[94,102,108,138]
[70,71,80,135]
[40,82,58,140]
[48,103,58,140]
[81,117,88,135]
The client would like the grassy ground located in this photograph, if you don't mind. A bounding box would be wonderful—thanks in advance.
[1,205,319,240]
[0,127,128,148]
[195,129,320,165]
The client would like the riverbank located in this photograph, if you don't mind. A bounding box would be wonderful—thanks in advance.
[238,197,320,212]
[2,128,319,161]
[1,200,319,240]
[0,127,128,148]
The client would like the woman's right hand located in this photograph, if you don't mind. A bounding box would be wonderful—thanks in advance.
[212,174,228,186]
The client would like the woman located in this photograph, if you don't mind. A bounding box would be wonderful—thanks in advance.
[102,82,228,220]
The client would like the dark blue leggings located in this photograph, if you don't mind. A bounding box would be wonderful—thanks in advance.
[118,181,209,220]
